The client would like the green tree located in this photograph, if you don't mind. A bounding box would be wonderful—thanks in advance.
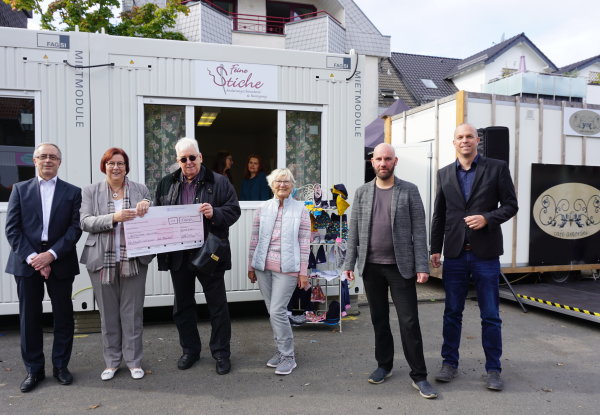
[2,0,189,40]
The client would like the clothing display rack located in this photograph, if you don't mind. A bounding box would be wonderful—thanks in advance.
[288,184,352,332]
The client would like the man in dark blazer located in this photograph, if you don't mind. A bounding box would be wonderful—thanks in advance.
[5,143,82,393]
[430,123,518,391]
[343,143,437,399]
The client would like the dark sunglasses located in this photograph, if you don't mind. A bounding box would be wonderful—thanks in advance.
[178,155,198,163]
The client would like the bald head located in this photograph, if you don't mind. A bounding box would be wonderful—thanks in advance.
[454,123,478,137]
[373,143,396,158]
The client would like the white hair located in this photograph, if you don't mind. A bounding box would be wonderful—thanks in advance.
[34,142,62,159]
[266,168,295,187]
[175,137,200,155]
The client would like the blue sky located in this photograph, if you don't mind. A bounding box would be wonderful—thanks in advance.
[353,0,599,68]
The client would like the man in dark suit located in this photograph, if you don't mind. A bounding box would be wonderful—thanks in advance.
[430,123,518,391]
[343,143,437,399]
[5,143,82,393]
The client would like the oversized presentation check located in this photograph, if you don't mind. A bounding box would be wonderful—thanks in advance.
[123,204,204,257]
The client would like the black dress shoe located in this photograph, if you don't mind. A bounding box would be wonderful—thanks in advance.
[53,367,73,385]
[177,353,199,370]
[20,372,45,393]
[215,357,231,375]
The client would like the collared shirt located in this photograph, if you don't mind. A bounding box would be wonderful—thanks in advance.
[27,176,58,264]
[456,154,480,202]
[179,168,204,205]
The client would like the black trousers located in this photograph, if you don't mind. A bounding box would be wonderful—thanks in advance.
[362,263,428,382]
[15,273,74,374]
[170,266,231,359]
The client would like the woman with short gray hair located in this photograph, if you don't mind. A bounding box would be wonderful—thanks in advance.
[247,168,311,375]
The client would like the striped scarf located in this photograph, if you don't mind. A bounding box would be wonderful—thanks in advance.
[101,177,139,285]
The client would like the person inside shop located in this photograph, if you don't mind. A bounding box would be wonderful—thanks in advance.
[213,151,234,184]
[247,168,311,375]
[342,143,438,399]
[240,154,272,201]
[79,147,154,381]
[155,137,241,375]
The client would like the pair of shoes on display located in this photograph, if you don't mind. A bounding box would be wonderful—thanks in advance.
[53,367,73,385]
[101,368,118,381]
[435,364,504,391]
[20,371,45,393]
[274,356,297,375]
[216,357,231,375]
[177,353,200,370]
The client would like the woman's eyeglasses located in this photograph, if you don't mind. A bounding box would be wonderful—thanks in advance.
[178,155,198,163]
[106,161,126,168]
[274,180,291,186]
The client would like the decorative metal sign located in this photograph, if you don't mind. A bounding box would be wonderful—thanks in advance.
[564,108,600,137]
[529,164,600,265]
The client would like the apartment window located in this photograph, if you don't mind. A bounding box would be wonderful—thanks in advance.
[266,1,317,33]
[380,89,399,99]
[207,0,237,14]
[0,96,36,202]
[588,71,600,85]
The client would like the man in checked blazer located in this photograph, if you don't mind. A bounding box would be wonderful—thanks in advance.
[430,123,518,391]
[5,143,82,393]
[343,143,437,399]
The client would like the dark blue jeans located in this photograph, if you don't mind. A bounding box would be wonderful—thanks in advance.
[441,251,502,372]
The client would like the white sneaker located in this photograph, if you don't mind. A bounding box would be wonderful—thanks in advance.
[130,368,145,379]
[275,356,297,375]
[101,368,118,381]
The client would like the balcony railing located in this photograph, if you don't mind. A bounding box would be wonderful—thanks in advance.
[484,71,587,99]
[183,0,341,34]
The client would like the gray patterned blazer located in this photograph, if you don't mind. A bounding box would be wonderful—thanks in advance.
[343,176,429,279]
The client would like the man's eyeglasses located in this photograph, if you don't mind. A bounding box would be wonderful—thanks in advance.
[35,154,60,161]
[274,180,291,186]
[178,155,198,163]
[106,161,126,168]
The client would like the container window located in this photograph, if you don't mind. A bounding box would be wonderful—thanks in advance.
[0,97,35,202]
[286,110,321,187]
[144,104,186,197]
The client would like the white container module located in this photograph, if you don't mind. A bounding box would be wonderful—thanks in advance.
[0,27,366,315]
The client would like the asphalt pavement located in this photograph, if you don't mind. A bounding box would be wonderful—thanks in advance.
[1,279,598,415]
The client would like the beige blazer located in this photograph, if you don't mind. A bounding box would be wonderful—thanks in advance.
[79,180,154,272]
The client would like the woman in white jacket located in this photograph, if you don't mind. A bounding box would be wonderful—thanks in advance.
[247,168,311,375]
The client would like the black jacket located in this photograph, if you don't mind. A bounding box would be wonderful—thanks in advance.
[430,156,518,259]
[155,166,241,272]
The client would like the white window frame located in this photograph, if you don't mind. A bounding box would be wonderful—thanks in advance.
[137,97,326,207]
[0,89,41,212]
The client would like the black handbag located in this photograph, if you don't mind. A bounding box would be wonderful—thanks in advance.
[189,232,228,275]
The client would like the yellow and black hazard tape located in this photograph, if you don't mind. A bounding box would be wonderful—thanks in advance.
[517,294,600,317]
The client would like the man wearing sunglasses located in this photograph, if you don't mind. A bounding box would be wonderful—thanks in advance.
[155,137,241,375]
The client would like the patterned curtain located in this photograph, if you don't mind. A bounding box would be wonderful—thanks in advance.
[144,105,186,197]
[286,111,321,187]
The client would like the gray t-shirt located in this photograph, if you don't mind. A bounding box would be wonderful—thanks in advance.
[367,186,396,264]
